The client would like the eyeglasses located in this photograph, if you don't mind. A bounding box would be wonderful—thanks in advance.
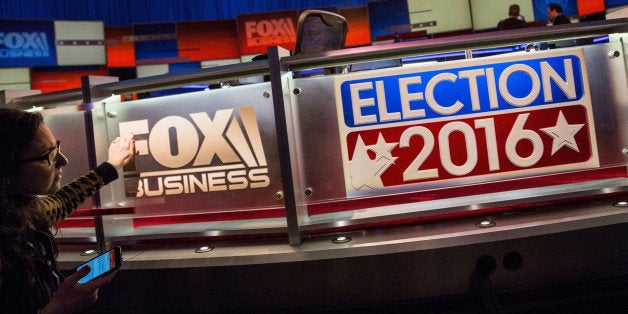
[17,140,61,166]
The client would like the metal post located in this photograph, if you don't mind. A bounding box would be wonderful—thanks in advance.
[80,76,106,252]
[267,46,307,245]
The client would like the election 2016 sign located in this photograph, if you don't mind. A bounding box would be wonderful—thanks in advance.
[334,48,599,197]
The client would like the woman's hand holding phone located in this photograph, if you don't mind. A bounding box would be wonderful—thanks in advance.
[39,247,122,314]
[75,247,122,284]
[39,266,117,314]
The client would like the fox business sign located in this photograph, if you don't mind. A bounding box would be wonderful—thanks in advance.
[237,10,298,55]
[0,20,57,67]
[117,105,274,199]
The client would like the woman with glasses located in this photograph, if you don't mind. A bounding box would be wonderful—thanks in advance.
[0,108,134,313]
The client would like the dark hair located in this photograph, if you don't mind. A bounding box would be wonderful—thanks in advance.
[508,4,520,17]
[548,3,563,14]
[0,108,43,177]
[0,108,51,281]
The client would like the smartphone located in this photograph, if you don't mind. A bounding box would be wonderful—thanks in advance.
[75,246,122,284]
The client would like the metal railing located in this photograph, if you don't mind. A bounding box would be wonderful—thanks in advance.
[4,18,628,247]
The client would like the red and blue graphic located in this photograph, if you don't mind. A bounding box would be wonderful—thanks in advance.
[335,49,598,196]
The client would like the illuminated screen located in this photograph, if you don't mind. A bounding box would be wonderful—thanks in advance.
[77,251,114,284]
[368,0,409,42]
[533,0,578,21]
[605,0,628,8]
[340,6,371,47]
[176,20,240,61]
[471,0,534,31]
[106,26,135,67]
[408,0,472,34]
[578,0,605,15]
[134,23,178,61]
[55,21,105,66]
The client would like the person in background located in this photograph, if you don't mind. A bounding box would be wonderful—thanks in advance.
[548,2,571,25]
[0,108,135,313]
[497,4,527,30]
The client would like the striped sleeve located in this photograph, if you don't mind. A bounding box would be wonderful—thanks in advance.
[29,162,119,225]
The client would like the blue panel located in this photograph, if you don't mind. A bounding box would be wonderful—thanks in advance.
[367,0,409,42]
[605,0,628,7]
[0,20,57,67]
[148,85,208,98]
[0,1,369,27]
[533,0,578,21]
[151,61,203,97]
[297,6,339,14]
[339,54,584,127]
[168,61,200,72]
[134,23,178,60]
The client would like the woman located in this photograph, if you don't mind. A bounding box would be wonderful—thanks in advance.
[0,108,134,313]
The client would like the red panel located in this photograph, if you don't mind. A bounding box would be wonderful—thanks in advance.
[237,10,299,55]
[340,6,372,47]
[125,166,626,228]
[67,207,136,217]
[30,67,108,93]
[177,20,240,61]
[308,190,628,236]
[58,167,626,229]
[577,0,605,15]
[308,166,628,216]
[375,30,427,42]
[105,26,136,67]
[56,211,95,228]
[132,207,286,228]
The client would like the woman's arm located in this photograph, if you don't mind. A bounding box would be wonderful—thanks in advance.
[31,163,117,224]
[30,134,134,225]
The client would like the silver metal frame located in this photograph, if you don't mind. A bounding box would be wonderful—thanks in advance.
[282,18,628,71]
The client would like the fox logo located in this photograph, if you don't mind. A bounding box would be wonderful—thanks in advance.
[245,18,296,47]
[0,32,50,58]
[119,106,270,197]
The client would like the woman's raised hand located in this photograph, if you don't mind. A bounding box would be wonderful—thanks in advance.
[107,134,135,169]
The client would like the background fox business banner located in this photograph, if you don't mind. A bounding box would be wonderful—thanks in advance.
[334,48,599,197]
[236,10,298,55]
[0,20,56,67]
[104,83,284,216]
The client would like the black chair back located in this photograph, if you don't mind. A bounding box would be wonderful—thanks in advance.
[294,10,348,55]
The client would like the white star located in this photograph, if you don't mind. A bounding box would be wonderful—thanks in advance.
[348,134,398,190]
[540,111,584,155]
[349,135,380,190]
[370,133,398,167]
